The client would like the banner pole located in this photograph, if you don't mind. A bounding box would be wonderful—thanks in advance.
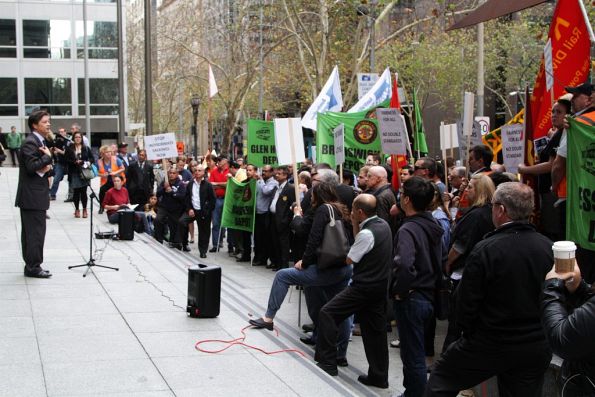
[449,124,454,160]
[339,163,343,183]
[578,0,595,43]
[441,122,449,192]
[287,119,301,210]
[208,96,213,151]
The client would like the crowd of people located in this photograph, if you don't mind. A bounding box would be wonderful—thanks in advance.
[12,80,595,396]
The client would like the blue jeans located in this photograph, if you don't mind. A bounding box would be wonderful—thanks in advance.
[265,264,352,319]
[394,293,434,397]
[49,163,66,198]
[211,197,225,248]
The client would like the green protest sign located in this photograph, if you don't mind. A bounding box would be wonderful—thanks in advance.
[567,118,595,250]
[316,109,382,171]
[221,178,257,232]
[247,119,278,167]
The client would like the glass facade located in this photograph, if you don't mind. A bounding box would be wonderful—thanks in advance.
[25,78,72,115]
[78,78,118,115]
[0,78,18,116]
[22,20,72,59]
[75,21,117,59]
[0,19,16,58]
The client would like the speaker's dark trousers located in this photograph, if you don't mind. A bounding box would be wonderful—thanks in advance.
[178,211,211,254]
[20,209,46,274]
[154,208,183,244]
[317,283,389,382]
[425,337,551,397]
[253,212,270,263]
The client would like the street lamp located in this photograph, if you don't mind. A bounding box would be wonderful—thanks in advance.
[191,95,200,159]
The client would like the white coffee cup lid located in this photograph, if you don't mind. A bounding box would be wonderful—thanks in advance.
[552,241,577,251]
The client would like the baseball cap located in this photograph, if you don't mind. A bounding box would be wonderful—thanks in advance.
[564,82,593,97]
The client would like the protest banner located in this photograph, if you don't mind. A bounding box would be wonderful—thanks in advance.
[221,178,257,233]
[567,119,595,250]
[377,108,408,155]
[247,119,278,167]
[317,108,382,171]
[144,133,178,161]
[333,123,345,165]
[457,120,482,164]
[274,117,305,207]
[501,124,524,174]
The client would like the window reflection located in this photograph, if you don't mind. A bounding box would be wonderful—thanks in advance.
[25,78,72,116]
[0,19,17,58]
[23,20,72,59]
[75,21,117,59]
[0,78,18,116]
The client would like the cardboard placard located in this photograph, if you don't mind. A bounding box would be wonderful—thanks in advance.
[145,133,178,161]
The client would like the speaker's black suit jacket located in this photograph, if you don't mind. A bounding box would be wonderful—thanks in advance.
[15,133,52,210]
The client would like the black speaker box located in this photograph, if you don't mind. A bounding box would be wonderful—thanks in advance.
[118,210,135,241]
[187,264,221,318]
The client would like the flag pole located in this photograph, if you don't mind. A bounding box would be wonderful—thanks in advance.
[288,119,301,211]
[578,0,595,43]
[441,122,449,193]
[208,95,212,151]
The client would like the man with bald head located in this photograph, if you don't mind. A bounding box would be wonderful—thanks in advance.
[316,194,392,387]
[367,166,397,233]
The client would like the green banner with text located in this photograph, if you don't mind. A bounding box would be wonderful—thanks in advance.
[221,178,257,232]
[567,118,595,250]
[247,119,278,167]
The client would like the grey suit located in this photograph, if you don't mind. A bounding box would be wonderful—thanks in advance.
[15,133,52,274]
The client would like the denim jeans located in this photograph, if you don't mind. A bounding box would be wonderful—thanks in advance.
[394,292,434,397]
[265,264,352,319]
[49,163,66,198]
[211,197,225,248]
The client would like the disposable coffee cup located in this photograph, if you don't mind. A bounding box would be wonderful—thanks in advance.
[552,241,576,273]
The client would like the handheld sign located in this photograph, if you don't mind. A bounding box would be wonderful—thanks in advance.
[463,92,475,137]
[144,133,178,161]
[501,124,525,174]
[377,108,408,155]
[274,117,305,210]
[544,39,554,92]
[333,123,345,165]
[440,123,459,151]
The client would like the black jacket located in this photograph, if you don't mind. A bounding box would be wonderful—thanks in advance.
[65,145,94,179]
[391,212,445,300]
[457,222,552,344]
[126,161,154,195]
[273,182,295,231]
[156,178,186,214]
[184,178,216,218]
[371,184,397,234]
[542,278,595,393]
[450,204,494,273]
[15,133,52,210]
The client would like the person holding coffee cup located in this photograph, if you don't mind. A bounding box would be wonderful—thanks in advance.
[542,261,595,395]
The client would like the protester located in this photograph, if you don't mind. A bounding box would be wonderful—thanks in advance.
[468,145,493,176]
[48,128,70,200]
[366,154,381,166]
[6,126,22,166]
[15,111,53,278]
[253,165,278,267]
[542,261,595,395]
[102,175,130,223]
[116,142,135,169]
[178,165,216,256]
[267,165,295,270]
[357,166,370,193]
[97,145,126,214]
[154,168,187,248]
[316,194,391,387]
[400,165,413,185]
[125,149,154,207]
[414,157,445,194]
[209,156,230,252]
[144,193,158,236]
[232,164,257,262]
[366,166,397,233]
[298,170,311,199]
[176,156,192,181]
[391,177,444,397]
[426,182,553,397]
[65,131,94,218]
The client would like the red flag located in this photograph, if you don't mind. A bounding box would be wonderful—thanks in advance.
[390,73,401,110]
[390,73,402,189]
[530,0,591,139]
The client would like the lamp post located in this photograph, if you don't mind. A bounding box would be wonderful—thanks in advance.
[191,95,200,159]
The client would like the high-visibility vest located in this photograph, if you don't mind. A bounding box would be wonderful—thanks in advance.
[97,156,126,186]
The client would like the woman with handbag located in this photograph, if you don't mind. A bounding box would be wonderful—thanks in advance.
[65,131,95,218]
[249,183,353,343]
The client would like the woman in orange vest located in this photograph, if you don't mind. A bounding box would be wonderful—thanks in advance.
[96,145,126,214]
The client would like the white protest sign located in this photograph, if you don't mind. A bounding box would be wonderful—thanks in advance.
[475,116,490,136]
[144,133,178,161]
[501,124,525,174]
[377,108,408,155]
[463,92,475,136]
[457,120,483,163]
[544,39,554,92]
[273,118,306,166]
[357,73,379,100]
[333,123,345,165]
[440,123,459,150]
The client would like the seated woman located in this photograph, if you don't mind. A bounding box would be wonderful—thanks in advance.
[102,175,150,231]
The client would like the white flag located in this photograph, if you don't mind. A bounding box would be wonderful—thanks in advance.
[301,66,343,131]
[348,67,391,113]
[208,65,218,98]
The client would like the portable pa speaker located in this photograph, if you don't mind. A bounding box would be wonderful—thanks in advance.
[118,210,135,241]
[187,264,221,318]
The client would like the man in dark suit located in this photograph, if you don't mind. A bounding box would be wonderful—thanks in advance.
[15,111,54,278]
[268,165,295,271]
[178,165,216,257]
[126,149,154,206]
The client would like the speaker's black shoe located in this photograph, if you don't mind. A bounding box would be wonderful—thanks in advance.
[24,269,52,278]
[357,375,388,389]
[248,317,274,331]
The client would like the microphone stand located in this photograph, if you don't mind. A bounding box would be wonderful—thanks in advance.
[69,177,119,277]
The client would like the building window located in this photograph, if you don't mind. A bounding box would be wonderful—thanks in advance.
[0,19,16,58]
[25,78,72,115]
[0,78,18,116]
[78,78,118,115]
[75,21,117,59]
[23,20,71,59]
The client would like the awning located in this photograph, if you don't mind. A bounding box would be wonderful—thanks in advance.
[447,0,548,31]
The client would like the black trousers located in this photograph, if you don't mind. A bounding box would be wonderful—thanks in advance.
[425,337,551,397]
[21,209,46,273]
[9,148,19,165]
[178,211,211,254]
[317,284,389,382]
[73,186,88,210]
[254,213,270,263]
[269,219,290,268]
[154,208,182,244]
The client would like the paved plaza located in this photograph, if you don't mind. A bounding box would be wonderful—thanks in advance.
[0,167,450,397]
